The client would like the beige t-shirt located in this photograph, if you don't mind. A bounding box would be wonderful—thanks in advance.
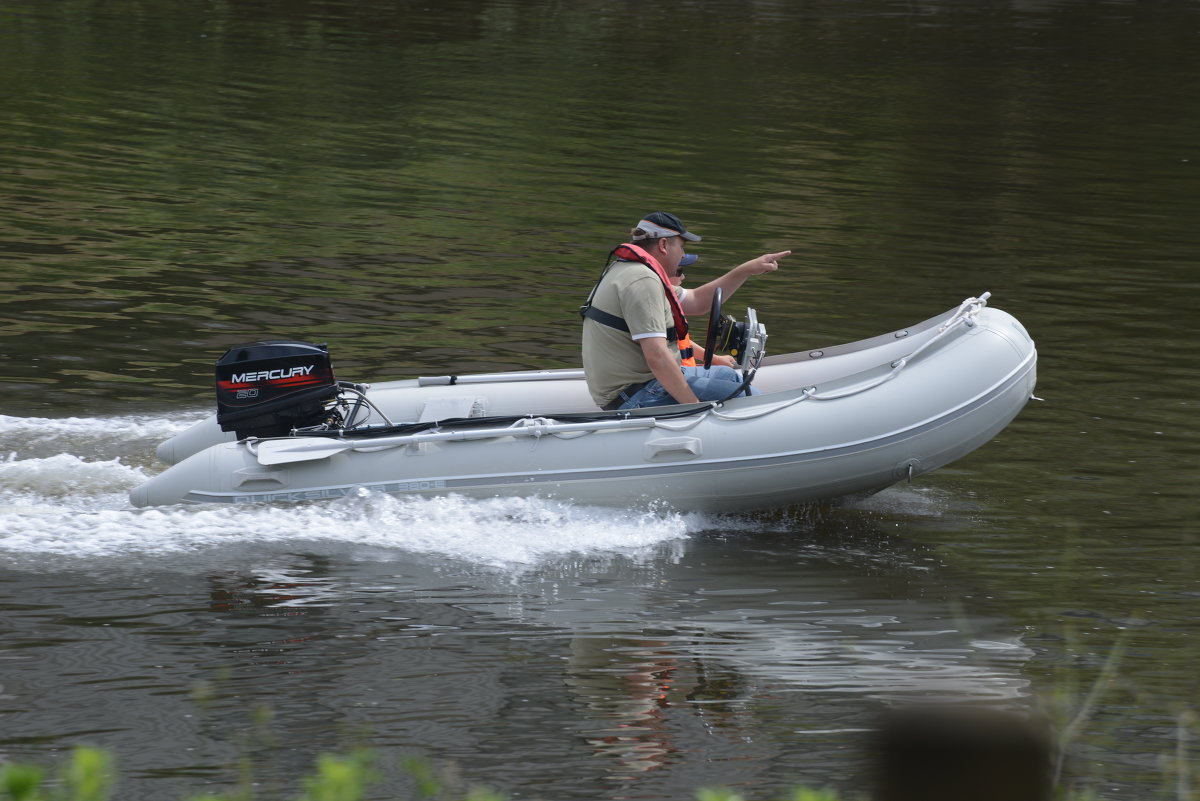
[581,260,685,407]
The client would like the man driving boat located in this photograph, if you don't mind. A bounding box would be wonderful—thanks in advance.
[580,211,790,410]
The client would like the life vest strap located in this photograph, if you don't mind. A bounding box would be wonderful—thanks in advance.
[581,305,677,342]
[579,243,686,355]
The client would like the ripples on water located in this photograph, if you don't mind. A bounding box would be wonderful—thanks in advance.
[0,413,696,566]
[0,411,1036,798]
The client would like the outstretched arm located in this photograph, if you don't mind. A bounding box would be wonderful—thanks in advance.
[680,250,791,316]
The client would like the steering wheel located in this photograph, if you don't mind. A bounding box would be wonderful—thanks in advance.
[702,287,723,369]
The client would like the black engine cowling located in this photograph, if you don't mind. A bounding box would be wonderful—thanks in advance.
[215,341,339,439]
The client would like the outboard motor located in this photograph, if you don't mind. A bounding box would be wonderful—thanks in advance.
[215,341,339,439]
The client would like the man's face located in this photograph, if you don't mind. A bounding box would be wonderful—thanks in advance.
[660,236,685,271]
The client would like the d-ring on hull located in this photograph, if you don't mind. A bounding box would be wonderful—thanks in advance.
[130,299,1037,512]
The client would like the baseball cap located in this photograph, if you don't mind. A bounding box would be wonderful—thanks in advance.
[630,211,702,242]
[679,253,699,268]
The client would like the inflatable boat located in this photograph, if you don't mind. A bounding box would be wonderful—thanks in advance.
[130,294,1037,512]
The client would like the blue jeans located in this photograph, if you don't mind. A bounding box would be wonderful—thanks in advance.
[617,365,760,409]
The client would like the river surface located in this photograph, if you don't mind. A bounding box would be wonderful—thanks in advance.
[1,2,1197,799]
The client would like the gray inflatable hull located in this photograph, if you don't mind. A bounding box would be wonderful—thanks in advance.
[131,300,1037,512]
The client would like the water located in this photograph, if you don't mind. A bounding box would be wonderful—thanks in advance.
[3,412,1035,800]
[2,1,1198,799]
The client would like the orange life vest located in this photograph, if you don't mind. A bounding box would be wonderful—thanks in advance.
[678,333,696,366]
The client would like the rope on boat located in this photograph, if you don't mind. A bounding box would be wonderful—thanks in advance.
[264,295,994,454]
[501,294,994,435]
[708,293,992,422]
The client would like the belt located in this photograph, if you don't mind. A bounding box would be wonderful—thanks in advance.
[602,380,651,411]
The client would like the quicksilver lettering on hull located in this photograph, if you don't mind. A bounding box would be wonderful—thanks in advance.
[187,479,451,505]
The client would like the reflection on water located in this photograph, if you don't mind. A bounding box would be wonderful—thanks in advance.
[1,533,1031,799]
[0,401,1190,799]
[2,0,1199,798]
[0,413,1037,798]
